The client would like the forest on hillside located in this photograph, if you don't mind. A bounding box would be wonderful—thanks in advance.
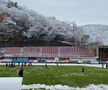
[0,0,96,47]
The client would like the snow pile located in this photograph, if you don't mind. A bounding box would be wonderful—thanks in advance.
[31,63,103,68]
[22,84,108,90]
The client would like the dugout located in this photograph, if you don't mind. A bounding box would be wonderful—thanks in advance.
[99,46,108,61]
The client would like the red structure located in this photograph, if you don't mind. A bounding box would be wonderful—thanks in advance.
[0,46,94,58]
[0,46,96,63]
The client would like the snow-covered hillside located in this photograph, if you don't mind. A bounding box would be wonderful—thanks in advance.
[80,24,108,45]
[0,0,74,40]
[0,0,108,46]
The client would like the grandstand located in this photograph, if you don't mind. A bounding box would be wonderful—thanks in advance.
[0,46,97,63]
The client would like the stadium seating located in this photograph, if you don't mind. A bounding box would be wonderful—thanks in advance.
[60,46,77,57]
[0,46,95,58]
[1,47,21,57]
[41,46,58,57]
[22,47,41,57]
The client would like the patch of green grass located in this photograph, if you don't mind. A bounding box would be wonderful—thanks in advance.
[0,65,108,87]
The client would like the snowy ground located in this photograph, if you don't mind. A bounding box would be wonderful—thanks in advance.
[33,63,103,67]
[0,63,103,67]
[0,63,105,68]
[22,84,108,90]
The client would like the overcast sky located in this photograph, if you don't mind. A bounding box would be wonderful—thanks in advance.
[12,0,108,25]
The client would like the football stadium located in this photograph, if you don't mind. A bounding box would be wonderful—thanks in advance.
[0,46,97,64]
[0,0,108,90]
